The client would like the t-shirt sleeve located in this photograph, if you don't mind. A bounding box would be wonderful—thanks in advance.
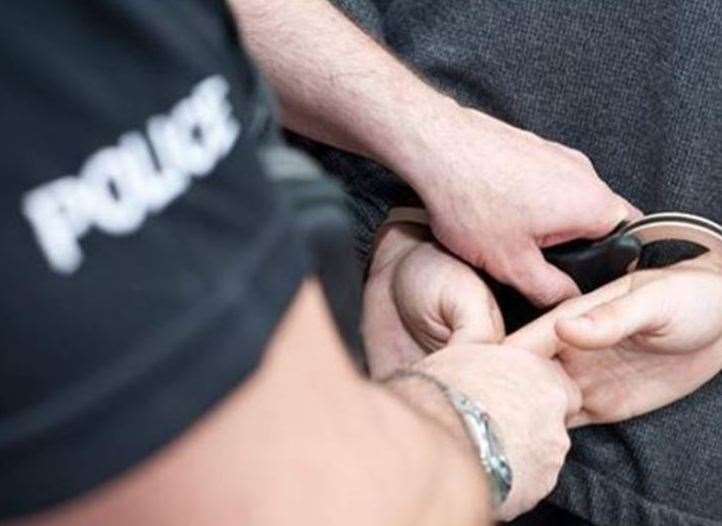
[0,1,323,518]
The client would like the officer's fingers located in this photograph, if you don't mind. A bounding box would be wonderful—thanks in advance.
[622,198,644,222]
[491,245,581,308]
[571,195,636,239]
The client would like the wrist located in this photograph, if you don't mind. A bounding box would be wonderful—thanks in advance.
[385,373,474,454]
[385,369,513,507]
[375,374,491,521]
[378,98,499,195]
[371,93,463,184]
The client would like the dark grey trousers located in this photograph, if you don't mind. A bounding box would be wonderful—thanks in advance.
[298,1,722,524]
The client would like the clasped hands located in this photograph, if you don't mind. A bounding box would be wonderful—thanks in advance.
[364,222,722,520]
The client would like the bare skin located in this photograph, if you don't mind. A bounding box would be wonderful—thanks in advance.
[364,224,580,521]
[509,253,722,427]
[364,224,722,517]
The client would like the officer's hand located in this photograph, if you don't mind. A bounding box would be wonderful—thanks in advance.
[409,344,581,521]
[394,105,640,307]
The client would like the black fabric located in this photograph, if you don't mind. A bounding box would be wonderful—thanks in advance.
[279,177,365,365]
[0,1,358,518]
[308,1,722,524]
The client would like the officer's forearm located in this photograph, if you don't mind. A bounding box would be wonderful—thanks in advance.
[226,0,457,177]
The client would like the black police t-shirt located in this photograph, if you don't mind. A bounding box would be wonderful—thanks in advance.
[0,1,319,518]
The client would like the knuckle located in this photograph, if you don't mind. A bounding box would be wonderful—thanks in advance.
[585,193,618,216]
[507,261,534,287]
[486,251,524,284]
[590,302,621,323]
[506,253,543,286]
[554,388,570,412]
[539,383,562,407]
[543,468,562,495]
[530,286,565,309]
[543,445,565,472]
[543,380,569,407]
[558,432,572,457]
[560,146,595,171]
[547,443,567,469]
[573,150,593,166]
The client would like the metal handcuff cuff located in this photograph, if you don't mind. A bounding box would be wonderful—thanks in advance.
[382,207,722,505]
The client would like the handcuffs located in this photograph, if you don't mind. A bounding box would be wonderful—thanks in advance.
[384,208,722,293]
[382,208,722,503]
[383,208,722,504]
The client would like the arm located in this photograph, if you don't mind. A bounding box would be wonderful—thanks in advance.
[226,0,443,168]
[10,281,487,526]
[227,0,639,307]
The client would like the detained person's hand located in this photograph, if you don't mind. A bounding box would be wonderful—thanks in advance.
[363,223,504,379]
[391,104,640,308]
[404,344,581,521]
[508,253,722,427]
